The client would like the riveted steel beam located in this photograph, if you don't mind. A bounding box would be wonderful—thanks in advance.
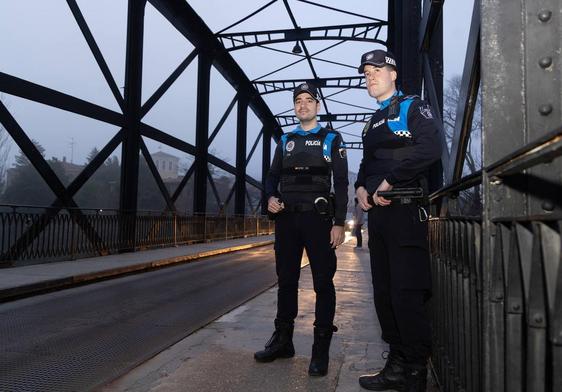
[276,112,372,127]
[217,22,386,51]
[254,76,365,95]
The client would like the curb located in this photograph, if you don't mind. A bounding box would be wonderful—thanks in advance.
[0,240,274,302]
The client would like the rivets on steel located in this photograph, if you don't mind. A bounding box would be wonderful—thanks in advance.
[538,10,552,22]
[513,304,521,311]
[539,104,553,116]
[539,56,552,68]
[542,200,554,212]
[534,315,543,324]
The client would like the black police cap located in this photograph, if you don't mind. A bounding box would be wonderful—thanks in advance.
[357,49,397,74]
[293,82,320,102]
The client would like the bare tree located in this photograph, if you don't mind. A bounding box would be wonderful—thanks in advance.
[0,94,13,193]
[443,76,482,215]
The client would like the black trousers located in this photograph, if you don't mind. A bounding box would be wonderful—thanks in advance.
[274,211,337,329]
[367,203,432,365]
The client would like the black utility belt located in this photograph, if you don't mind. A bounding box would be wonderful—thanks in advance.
[282,194,335,216]
[283,203,315,213]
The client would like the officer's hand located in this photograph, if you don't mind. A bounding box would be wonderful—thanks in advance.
[356,187,371,211]
[267,196,285,213]
[373,179,393,206]
[330,225,345,249]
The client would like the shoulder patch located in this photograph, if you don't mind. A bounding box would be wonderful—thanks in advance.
[419,104,434,119]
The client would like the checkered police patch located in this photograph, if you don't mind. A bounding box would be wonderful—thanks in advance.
[419,104,433,119]
[366,53,374,60]
[301,83,308,90]
[394,130,412,138]
[286,140,295,152]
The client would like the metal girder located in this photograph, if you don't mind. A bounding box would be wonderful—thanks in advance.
[344,141,363,150]
[139,139,176,212]
[388,0,422,95]
[140,124,263,190]
[487,127,562,179]
[216,22,386,51]
[120,0,145,228]
[171,163,195,203]
[447,2,480,184]
[254,76,365,95]
[193,53,212,214]
[419,0,444,51]
[276,113,371,127]
[0,72,124,126]
[246,128,264,166]
[66,0,125,113]
[0,101,104,257]
[208,94,238,145]
[148,0,282,139]
[280,0,333,126]
[207,169,221,207]
[235,93,248,214]
[63,130,124,200]
[141,49,198,118]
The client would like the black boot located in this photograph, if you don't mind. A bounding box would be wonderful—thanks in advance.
[308,325,337,377]
[402,365,427,392]
[358,351,407,391]
[254,320,295,363]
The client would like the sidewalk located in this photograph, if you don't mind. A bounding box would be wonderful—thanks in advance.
[0,235,274,302]
[102,236,390,392]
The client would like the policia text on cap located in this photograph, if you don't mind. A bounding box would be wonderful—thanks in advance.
[354,49,443,392]
[254,82,349,377]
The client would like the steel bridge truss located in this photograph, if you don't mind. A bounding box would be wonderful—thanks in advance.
[424,1,562,391]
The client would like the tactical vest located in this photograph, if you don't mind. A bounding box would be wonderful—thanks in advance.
[363,94,442,193]
[279,128,337,194]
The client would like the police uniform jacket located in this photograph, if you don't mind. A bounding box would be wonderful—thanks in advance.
[265,124,348,226]
[354,91,442,193]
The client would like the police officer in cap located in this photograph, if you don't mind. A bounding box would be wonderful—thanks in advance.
[354,50,442,391]
[254,82,348,377]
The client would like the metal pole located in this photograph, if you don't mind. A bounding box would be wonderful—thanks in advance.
[235,93,248,214]
[193,52,212,214]
[119,0,146,251]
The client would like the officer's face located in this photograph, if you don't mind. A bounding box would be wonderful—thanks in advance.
[363,65,397,101]
[294,93,320,122]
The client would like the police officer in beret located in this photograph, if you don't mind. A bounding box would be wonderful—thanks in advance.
[354,50,442,391]
[254,82,348,377]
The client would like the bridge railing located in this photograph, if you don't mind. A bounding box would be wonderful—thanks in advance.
[428,126,562,391]
[0,206,274,267]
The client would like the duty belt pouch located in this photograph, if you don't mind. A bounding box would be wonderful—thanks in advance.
[328,193,336,218]
[313,196,330,216]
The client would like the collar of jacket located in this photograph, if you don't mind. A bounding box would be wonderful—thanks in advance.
[377,90,404,109]
[290,124,322,136]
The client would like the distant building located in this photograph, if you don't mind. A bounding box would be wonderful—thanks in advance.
[150,151,179,180]
[59,156,84,179]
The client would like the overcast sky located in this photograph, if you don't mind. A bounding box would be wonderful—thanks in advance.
[0,0,475,182]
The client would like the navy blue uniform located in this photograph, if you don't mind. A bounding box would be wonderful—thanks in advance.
[265,124,348,328]
[355,91,442,364]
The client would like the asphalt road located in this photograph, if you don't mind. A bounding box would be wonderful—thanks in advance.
[0,246,276,392]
